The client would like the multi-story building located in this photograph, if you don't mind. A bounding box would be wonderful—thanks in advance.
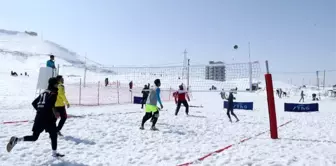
[205,61,226,81]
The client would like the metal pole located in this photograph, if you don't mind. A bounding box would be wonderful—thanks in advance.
[265,60,270,74]
[323,70,326,89]
[169,87,171,101]
[316,71,319,90]
[248,42,253,92]
[98,81,100,105]
[117,80,120,104]
[187,59,190,90]
[79,78,82,105]
[131,89,133,103]
[84,54,87,87]
[57,64,60,76]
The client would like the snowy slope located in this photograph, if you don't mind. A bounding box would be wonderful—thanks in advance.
[0,29,82,64]
[0,29,117,109]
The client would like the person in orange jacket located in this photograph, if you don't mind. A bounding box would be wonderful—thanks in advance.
[54,75,70,136]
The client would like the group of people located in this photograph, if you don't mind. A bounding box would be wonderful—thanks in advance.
[6,53,238,157]
[140,81,192,130]
[10,71,29,77]
[276,88,287,98]
[7,74,70,158]
[278,88,320,102]
[140,79,240,131]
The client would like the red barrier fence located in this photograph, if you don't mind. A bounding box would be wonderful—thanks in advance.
[65,80,175,106]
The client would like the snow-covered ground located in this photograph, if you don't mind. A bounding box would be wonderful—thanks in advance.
[1,91,336,166]
[1,29,335,166]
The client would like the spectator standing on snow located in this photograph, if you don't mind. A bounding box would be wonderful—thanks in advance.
[47,55,56,76]
[299,90,305,102]
[227,92,239,123]
[105,78,109,87]
[276,89,280,98]
[141,85,150,109]
[47,55,56,69]
[6,77,64,158]
[129,81,133,92]
[220,89,226,99]
[312,93,318,101]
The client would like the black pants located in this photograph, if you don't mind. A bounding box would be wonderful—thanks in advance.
[25,114,58,150]
[141,96,148,109]
[24,130,57,150]
[141,111,159,127]
[299,97,304,102]
[227,108,239,121]
[175,100,189,115]
[55,106,67,131]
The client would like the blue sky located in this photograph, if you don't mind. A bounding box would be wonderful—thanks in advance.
[0,0,335,85]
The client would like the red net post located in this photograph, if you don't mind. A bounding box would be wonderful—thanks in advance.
[265,61,278,139]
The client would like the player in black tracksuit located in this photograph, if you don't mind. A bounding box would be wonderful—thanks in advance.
[227,92,239,123]
[6,77,64,157]
[141,85,149,109]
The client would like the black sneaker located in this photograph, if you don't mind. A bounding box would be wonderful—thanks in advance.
[6,136,18,152]
[139,126,144,130]
[52,153,65,157]
[150,126,159,131]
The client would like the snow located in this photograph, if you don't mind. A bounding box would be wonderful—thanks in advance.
[1,91,336,166]
[0,29,336,166]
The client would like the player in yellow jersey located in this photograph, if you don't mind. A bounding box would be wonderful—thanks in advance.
[54,75,70,136]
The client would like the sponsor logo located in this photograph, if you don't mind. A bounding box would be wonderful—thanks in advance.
[234,103,248,109]
[292,104,310,111]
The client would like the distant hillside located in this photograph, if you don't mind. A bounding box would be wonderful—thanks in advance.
[0,29,114,74]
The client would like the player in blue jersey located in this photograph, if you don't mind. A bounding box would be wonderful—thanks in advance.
[140,79,163,131]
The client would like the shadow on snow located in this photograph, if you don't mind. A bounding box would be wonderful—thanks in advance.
[63,136,96,145]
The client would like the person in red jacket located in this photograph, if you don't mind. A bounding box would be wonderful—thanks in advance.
[175,84,190,116]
